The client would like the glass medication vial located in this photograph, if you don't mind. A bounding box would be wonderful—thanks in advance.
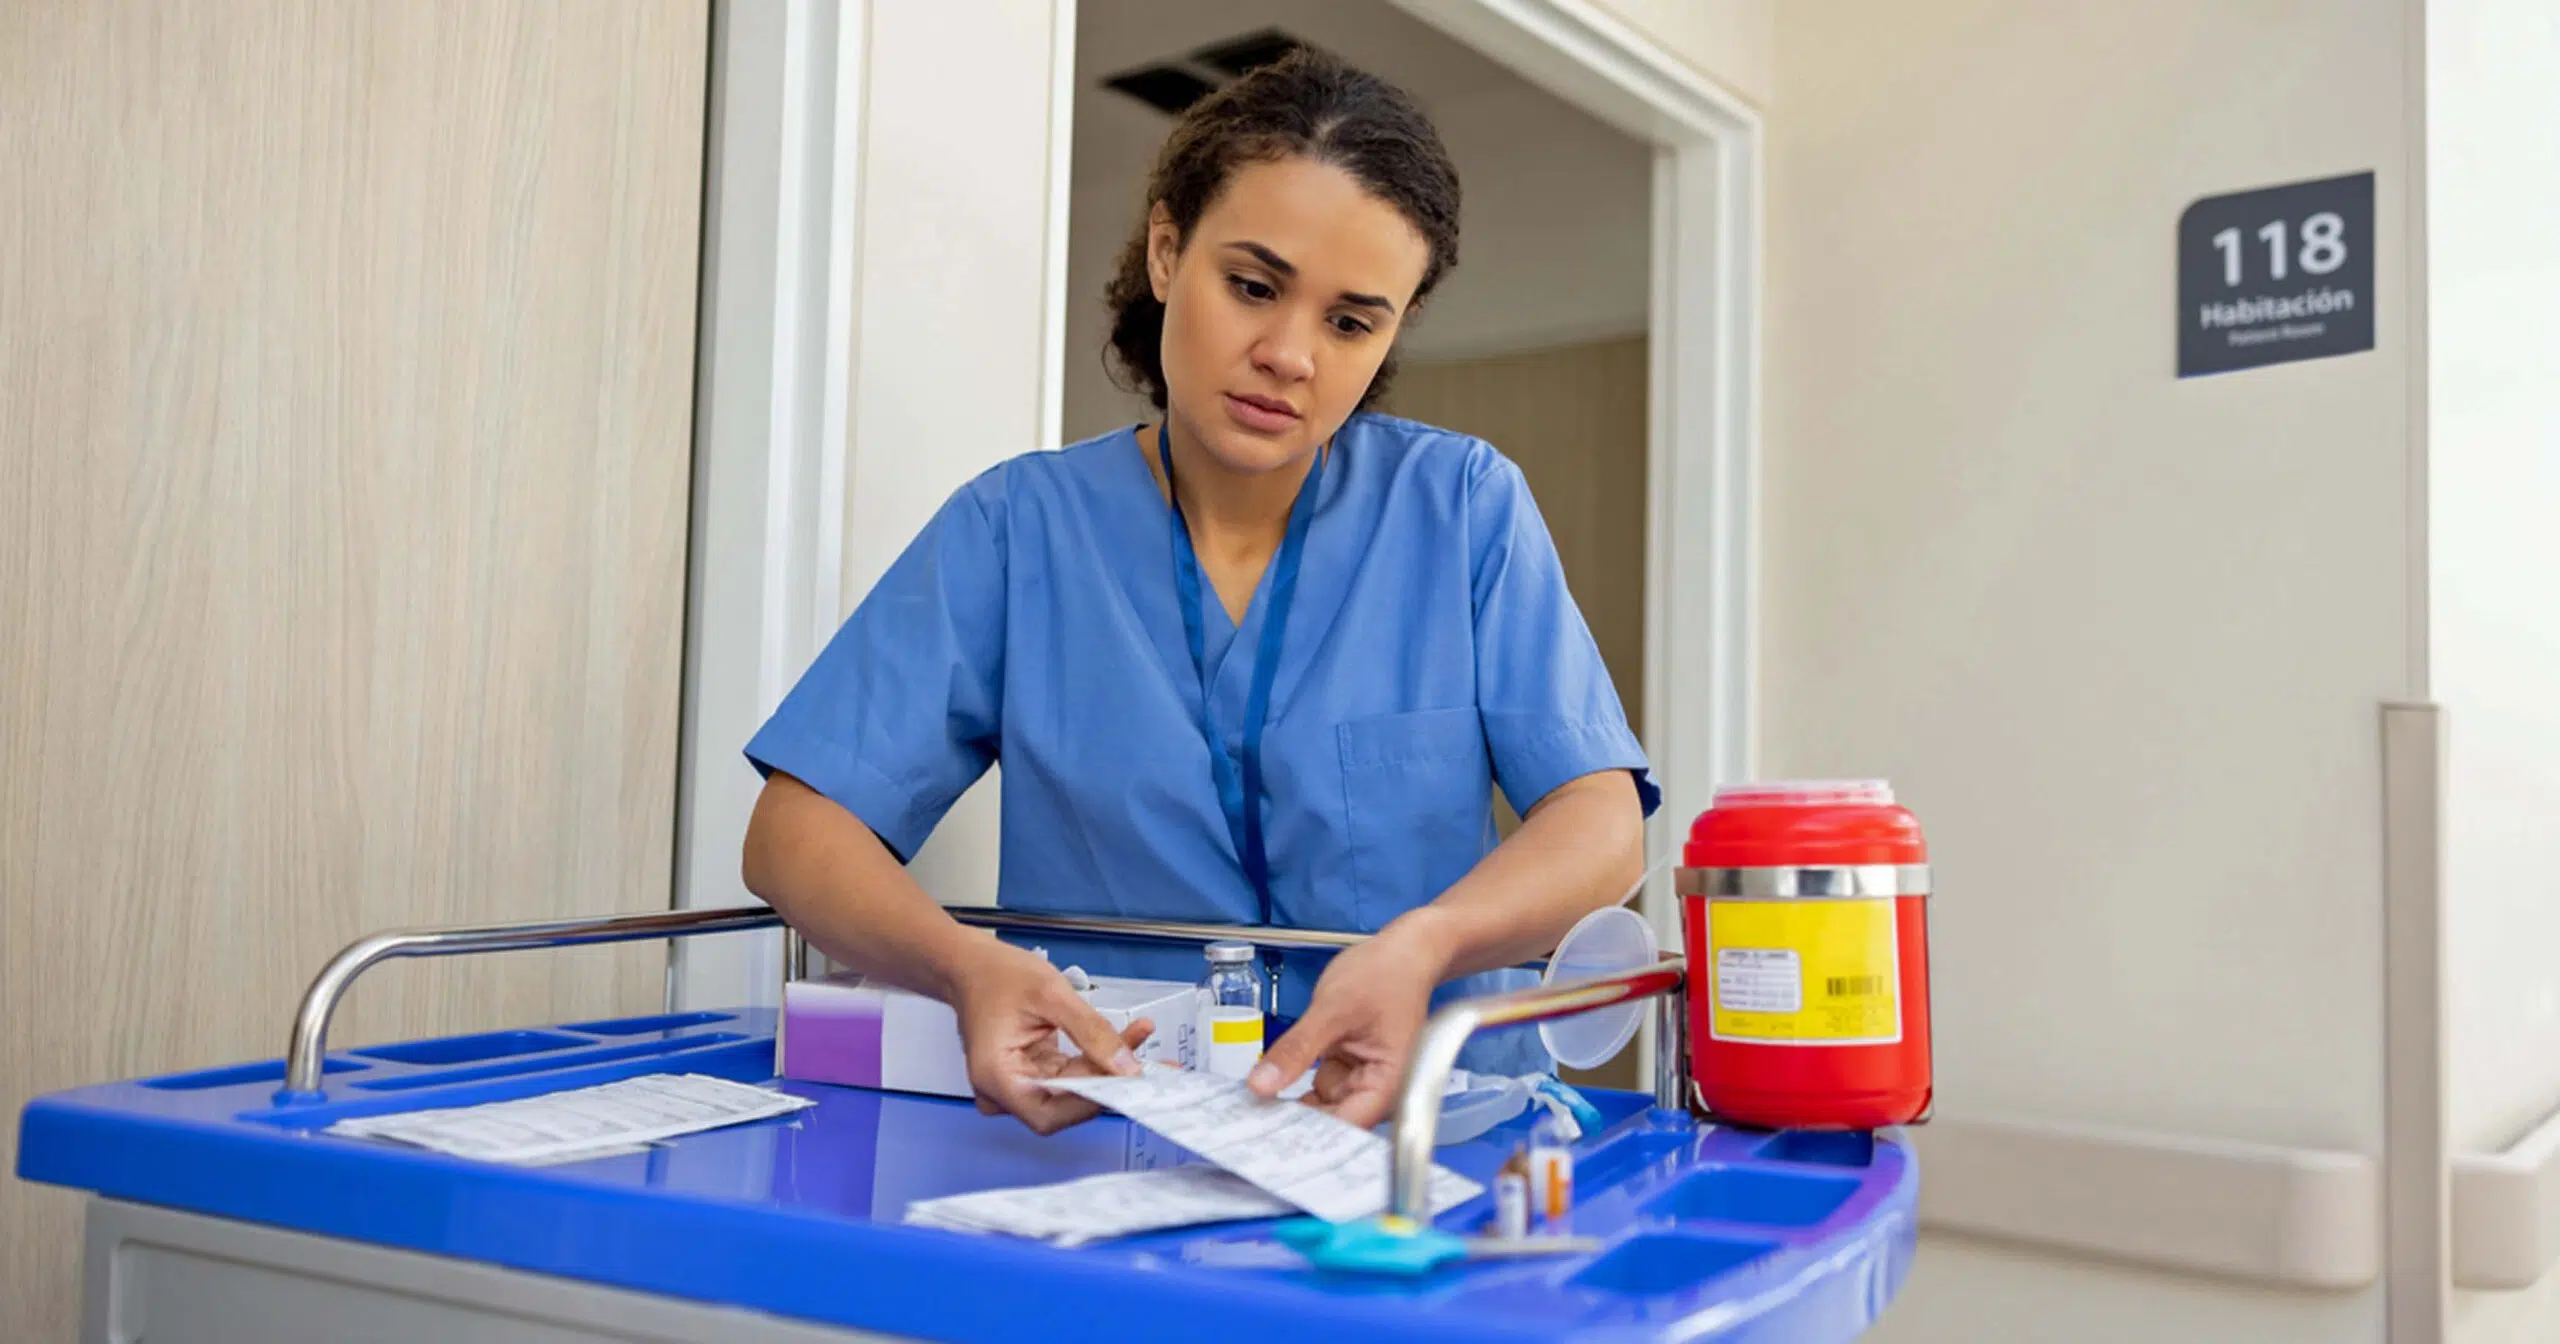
[1492,1148,1531,1239]
[1527,1106,1574,1220]
[1198,941,1266,1080]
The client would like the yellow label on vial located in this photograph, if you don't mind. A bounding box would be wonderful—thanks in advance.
[1206,1005,1264,1080]
[1707,898,1901,1045]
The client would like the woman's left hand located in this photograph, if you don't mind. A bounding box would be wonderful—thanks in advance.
[1246,915,1449,1129]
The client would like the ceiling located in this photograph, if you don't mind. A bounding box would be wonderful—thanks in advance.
[1072,0,1528,200]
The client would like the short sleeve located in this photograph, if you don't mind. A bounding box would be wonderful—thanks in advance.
[1467,450,1661,820]
[743,486,1006,862]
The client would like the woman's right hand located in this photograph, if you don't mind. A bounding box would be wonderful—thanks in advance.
[944,938,1153,1134]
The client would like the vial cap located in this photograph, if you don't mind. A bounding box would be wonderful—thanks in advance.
[1204,940,1256,964]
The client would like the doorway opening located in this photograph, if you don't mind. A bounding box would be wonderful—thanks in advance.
[1066,1,1711,1090]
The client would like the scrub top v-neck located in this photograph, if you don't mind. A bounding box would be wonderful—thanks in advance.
[745,413,1657,1071]
[1157,428,1323,930]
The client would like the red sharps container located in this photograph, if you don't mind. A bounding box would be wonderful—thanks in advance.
[1678,780,1932,1130]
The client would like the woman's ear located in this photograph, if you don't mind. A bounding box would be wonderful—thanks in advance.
[1146,204,1179,303]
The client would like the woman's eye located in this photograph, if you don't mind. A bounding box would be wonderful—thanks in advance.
[1228,275,1276,302]
[1330,315,1374,337]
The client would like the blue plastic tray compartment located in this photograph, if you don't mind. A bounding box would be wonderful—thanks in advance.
[351,1034,753,1092]
[1641,1165,1861,1229]
[142,1057,371,1092]
[1570,1232,1783,1296]
[351,1029,595,1066]
[558,1011,737,1037]
[236,1036,780,1130]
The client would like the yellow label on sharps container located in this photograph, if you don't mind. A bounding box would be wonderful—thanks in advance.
[1707,897,1901,1045]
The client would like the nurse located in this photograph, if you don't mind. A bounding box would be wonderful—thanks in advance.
[741,48,1656,1136]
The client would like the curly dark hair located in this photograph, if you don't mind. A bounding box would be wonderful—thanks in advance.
[1101,47,1462,413]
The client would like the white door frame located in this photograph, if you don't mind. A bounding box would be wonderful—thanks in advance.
[674,0,1763,1067]
[669,0,866,1011]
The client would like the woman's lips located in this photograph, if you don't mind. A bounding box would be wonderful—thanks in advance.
[1223,393,1300,435]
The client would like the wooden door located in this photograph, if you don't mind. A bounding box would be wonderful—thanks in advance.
[0,3,711,1335]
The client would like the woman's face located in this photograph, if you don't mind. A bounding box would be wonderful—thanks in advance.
[1148,156,1431,476]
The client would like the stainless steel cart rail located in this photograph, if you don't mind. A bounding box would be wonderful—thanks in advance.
[276,903,1691,1224]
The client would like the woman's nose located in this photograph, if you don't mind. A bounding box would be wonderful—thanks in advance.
[1251,323,1316,384]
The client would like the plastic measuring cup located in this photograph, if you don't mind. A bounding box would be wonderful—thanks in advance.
[1537,904,1660,1069]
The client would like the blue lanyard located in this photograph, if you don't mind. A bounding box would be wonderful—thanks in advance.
[1160,430,1323,926]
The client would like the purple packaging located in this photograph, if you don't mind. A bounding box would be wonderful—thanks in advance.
[780,970,1201,1098]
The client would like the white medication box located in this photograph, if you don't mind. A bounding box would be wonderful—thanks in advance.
[779,968,1201,1100]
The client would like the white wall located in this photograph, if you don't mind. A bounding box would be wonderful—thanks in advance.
[2460,1272,2560,1344]
[1587,0,1771,108]
[2428,0,2560,1162]
[1762,2,2419,1339]
[2427,0,2560,1335]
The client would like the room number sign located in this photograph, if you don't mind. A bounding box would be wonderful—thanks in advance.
[2177,171,2375,377]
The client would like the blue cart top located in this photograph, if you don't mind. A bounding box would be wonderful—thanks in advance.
[18,1009,1914,1343]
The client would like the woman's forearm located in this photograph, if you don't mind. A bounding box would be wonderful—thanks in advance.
[747,766,1645,1001]
[1388,769,1648,983]
[740,772,993,1003]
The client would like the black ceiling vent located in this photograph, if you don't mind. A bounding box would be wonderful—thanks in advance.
[1102,64,1220,117]
[1190,28,1303,77]
[1099,28,1312,118]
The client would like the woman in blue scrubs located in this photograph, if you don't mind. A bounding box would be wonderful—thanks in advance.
[742,49,1656,1135]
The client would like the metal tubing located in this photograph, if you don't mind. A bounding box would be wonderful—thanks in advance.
[1389,956,1688,1221]
[282,899,1644,1125]
[282,905,1365,1099]
[1653,981,1691,1113]
[282,906,786,1096]
[944,907,1367,951]
[1657,892,1693,1113]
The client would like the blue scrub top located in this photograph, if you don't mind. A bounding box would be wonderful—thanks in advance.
[745,413,1659,1074]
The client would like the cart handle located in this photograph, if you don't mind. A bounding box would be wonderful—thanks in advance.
[1386,957,1690,1221]
[276,906,1366,1099]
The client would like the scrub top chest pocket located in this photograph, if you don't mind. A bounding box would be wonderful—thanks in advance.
[1337,706,1496,929]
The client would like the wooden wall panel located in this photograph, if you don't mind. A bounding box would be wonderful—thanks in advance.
[0,3,710,1336]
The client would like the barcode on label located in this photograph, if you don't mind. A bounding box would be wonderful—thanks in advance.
[1825,975,1885,998]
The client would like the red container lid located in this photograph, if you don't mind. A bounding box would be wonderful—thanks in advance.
[1684,779,1927,868]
